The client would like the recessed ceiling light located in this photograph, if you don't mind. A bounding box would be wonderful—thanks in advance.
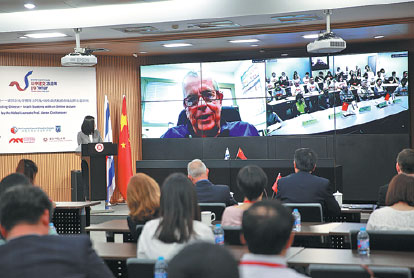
[163,43,192,48]
[281,53,289,57]
[250,44,259,47]
[374,35,384,39]
[24,3,36,9]
[139,51,147,54]
[302,34,319,39]
[19,36,28,39]
[24,32,67,39]
[229,39,259,43]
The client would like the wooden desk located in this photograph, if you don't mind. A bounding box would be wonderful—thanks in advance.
[329,223,366,236]
[287,248,414,269]
[94,242,137,260]
[53,201,100,234]
[228,245,304,261]
[86,219,130,242]
[296,222,341,236]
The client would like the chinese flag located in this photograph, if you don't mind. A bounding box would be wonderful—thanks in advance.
[117,96,132,199]
[236,147,247,160]
[384,93,390,101]
[272,173,282,193]
[341,102,349,111]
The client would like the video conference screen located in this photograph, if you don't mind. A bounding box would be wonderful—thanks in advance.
[140,51,409,138]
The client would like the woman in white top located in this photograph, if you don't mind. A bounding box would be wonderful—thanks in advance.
[137,173,215,259]
[367,174,414,231]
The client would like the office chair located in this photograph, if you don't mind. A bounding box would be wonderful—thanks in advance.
[309,264,412,278]
[125,224,145,242]
[349,230,414,252]
[283,203,324,222]
[198,203,226,221]
[176,106,241,126]
[127,258,157,278]
[223,226,243,246]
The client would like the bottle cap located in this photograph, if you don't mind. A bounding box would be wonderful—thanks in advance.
[158,256,164,260]
[360,227,366,231]
[215,224,221,227]
[293,208,298,212]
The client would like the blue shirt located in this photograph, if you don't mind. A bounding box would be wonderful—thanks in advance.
[161,121,259,138]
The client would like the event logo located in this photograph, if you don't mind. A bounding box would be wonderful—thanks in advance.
[9,137,35,143]
[55,125,61,133]
[9,138,23,143]
[9,71,33,91]
[95,143,104,153]
[11,127,18,134]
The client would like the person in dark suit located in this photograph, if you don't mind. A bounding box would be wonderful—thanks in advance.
[275,148,341,217]
[0,185,114,278]
[377,148,414,207]
[187,159,237,206]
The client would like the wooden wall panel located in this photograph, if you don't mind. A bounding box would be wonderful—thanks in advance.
[0,53,143,202]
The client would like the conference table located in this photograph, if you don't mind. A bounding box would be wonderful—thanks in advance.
[53,201,100,234]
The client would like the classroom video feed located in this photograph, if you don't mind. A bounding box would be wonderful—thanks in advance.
[265,51,409,135]
[141,61,267,138]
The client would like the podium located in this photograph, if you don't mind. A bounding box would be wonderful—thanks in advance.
[81,143,117,201]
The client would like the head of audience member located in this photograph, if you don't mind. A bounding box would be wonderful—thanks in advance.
[318,71,324,78]
[156,173,200,243]
[127,173,160,222]
[357,68,362,76]
[305,72,309,78]
[361,79,369,88]
[0,185,52,240]
[0,173,31,197]
[169,242,239,278]
[403,71,408,78]
[376,78,383,86]
[182,71,223,138]
[266,77,270,83]
[242,200,294,256]
[16,159,38,184]
[309,77,315,84]
[365,65,371,72]
[281,72,286,78]
[237,165,266,203]
[350,73,357,80]
[81,115,96,135]
[271,72,276,78]
[392,71,397,77]
[326,71,333,77]
[385,174,414,207]
[187,159,209,184]
[380,68,385,74]
[294,148,317,173]
[294,80,300,87]
[396,149,414,175]
[293,71,298,79]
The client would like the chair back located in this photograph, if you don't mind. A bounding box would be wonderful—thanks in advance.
[349,230,414,251]
[177,106,241,126]
[127,258,156,278]
[135,224,144,240]
[309,264,412,278]
[223,226,243,245]
[198,203,226,221]
[283,203,324,222]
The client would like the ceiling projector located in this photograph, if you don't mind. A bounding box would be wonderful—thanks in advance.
[307,32,346,54]
[61,52,97,67]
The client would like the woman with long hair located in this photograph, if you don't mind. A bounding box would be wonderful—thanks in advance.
[126,173,160,241]
[77,115,102,145]
[16,159,38,184]
[137,173,214,259]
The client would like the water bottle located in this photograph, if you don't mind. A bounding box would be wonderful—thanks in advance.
[154,256,168,278]
[224,148,230,160]
[292,209,301,232]
[49,222,58,235]
[357,227,370,256]
[213,224,225,245]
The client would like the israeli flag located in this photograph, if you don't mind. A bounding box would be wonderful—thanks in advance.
[104,95,116,204]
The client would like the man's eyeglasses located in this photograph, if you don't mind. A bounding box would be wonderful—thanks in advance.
[183,90,223,108]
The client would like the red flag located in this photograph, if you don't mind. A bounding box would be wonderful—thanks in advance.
[117,96,132,199]
[384,93,390,101]
[341,102,349,111]
[236,147,247,160]
[272,173,282,193]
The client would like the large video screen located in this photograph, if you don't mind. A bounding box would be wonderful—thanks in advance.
[141,51,409,138]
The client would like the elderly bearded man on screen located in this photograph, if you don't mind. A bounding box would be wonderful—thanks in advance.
[161,71,259,138]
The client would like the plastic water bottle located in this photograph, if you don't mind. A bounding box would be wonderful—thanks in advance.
[213,224,225,245]
[154,256,168,278]
[357,227,370,256]
[224,148,230,160]
[292,209,301,232]
[49,222,58,235]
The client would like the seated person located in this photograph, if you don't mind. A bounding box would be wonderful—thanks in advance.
[279,72,289,87]
[318,89,331,110]
[395,79,408,96]
[324,71,334,82]
[302,72,310,84]
[306,77,320,93]
[137,173,214,259]
[373,78,385,97]
[187,159,236,206]
[272,83,286,99]
[161,71,259,138]
[16,159,38,185]
[239,200,308,278]
[276,148,341,217]
[314,71,325,84]
[357,80,374,100]
[364,65,376,85]
[290,80,303,97]
[401,71,408,86]
[270,72,278,84]
[292,71,301,84]
[169,242,239,278]
[0,186,114,278]
[368,174,414,231]
[126,173,160,241]
[222,165,266,226]
[348,73,361,87]
[265,77,274,102]
[340,85,357,103]
[387,71,400,84]
[295,94,307,114]
[335,75,347,91]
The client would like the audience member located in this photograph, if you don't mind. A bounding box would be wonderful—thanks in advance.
[377,148,414,206]
[306,77,319,93]
[0,173,31,197]
[368,174,414,231]
[15,159,38,184]
[373,78,385,97]
[302,72,310,84]
[126,173,160,241]
[292,71,300,84]
[222,165,266,226]
[169,242,239,278]
[276,148,341,216]
[239,200,307,278]
[0,185,114,278]
[187,159,236,206]
[137,173,214,259]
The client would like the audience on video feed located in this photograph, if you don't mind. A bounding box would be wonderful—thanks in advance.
[273,83,286,99]
[315,71,325,84]
[169,242,239,278]
[221,165,266,226]
[137,173,214,260]
[335,75,347,91]
[364,65,376,84]
[325,71,334,82]
[306,77,320,93]
[291,80,304,97]
[270,72,278,84]
[401,71,408,86]
[395,78,408,95]
[302,72,310,84]
[368,174,414,231]
[348,73,360,87]
[373,78,385,97]
[358,80,374,100]
[292,71,301,84]
[335,67,343,79]
[279,72,289,87]
[387,71,400,84]
[126,173,160,241]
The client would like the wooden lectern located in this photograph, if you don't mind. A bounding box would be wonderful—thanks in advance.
[81,143,117,201]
